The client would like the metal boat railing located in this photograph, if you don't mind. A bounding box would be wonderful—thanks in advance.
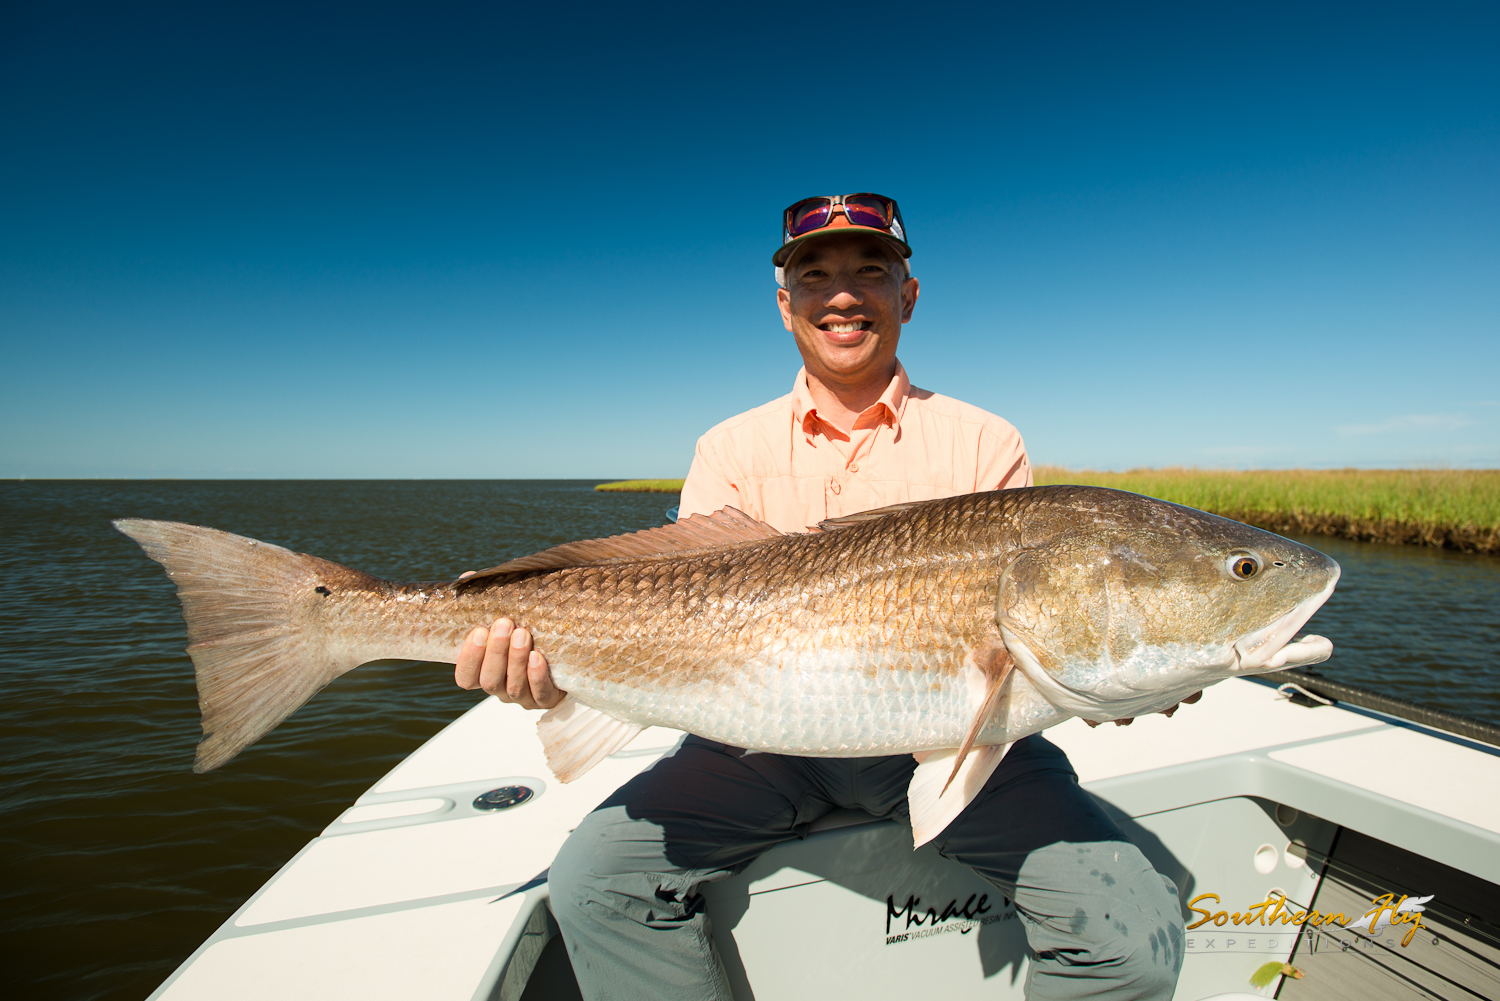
[1259,667,1500,749]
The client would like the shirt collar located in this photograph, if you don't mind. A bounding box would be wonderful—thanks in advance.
[790,361,911,438]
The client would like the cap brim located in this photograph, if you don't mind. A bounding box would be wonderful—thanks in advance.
[773,227,912,267]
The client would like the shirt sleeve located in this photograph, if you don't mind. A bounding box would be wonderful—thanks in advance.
[678,434,744,519]
[977,421,1033,491]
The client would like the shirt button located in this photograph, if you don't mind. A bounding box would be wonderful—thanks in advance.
[849,463,859,472]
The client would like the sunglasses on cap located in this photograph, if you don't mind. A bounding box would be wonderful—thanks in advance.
[782,193,907,243]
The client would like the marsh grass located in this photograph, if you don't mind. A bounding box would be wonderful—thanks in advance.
[594,470,1500,552]
[595,479,687,493]
[1033,467,1500,553]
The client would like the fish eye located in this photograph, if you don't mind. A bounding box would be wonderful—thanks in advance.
[1227,553,1261,580]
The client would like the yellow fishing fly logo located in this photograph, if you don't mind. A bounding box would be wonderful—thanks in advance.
[1187,890,1432,948]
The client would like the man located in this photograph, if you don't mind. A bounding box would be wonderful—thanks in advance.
[455,194,1186,1000]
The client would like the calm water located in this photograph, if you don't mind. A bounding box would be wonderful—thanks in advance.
[2,480,1498,1000]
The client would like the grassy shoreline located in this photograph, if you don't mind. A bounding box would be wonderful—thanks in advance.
[1034,467,1500,554]
[595,479,686,493]
[597,470,1499,553]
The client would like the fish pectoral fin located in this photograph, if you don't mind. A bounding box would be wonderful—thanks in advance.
[944,649,1013,794]
[455,507,782,584]
[908,743,1012,849]
[537,697,646,782]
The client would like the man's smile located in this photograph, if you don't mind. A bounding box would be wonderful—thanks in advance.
[820,320,873,333]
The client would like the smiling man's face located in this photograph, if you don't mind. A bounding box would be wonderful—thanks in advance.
[777,232,919,387]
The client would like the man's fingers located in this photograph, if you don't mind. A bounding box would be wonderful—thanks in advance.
[454,626,488,689]
[1158,690,1205,719]
[528,651,564,709]
[1089,692,1206,727]
[481,618,515,698]
[506,627,536,709]
[458,570,476,580]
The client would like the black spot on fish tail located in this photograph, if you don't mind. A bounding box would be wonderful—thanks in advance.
[315,585,331,596]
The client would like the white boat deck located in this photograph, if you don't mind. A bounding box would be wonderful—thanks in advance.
[148,678,1500,1001]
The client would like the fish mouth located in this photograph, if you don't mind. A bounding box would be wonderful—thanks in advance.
[1231,566,1340,674]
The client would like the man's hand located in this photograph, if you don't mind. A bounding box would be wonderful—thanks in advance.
[1084,691,1202,728]
[453,589,566,709]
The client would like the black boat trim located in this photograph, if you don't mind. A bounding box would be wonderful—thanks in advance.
[1256,667,1500,750]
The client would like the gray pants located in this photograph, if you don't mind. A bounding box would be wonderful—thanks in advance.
[549,735,1184,1000]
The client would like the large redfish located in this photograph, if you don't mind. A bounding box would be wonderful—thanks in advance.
[115,486,1338,844]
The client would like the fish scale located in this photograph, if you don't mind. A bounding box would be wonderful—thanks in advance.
[538,534,980,752]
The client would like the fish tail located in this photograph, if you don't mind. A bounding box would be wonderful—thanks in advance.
[115,518,375,773]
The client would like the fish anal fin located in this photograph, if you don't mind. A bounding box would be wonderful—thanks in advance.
[457,507,782,584]
[944,647,1014,793]
[537,697,646,782]
[908,743,1012,849]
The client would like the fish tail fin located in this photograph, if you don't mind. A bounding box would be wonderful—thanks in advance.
[114,518,371,773]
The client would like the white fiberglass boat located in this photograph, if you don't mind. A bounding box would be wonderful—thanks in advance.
[146,669,1500,1001]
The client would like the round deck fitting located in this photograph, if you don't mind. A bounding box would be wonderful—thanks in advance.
[473,785,535,811]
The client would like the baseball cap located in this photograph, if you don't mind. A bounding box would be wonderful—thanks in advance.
[773,193,911,268]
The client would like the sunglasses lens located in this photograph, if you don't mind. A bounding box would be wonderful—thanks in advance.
[843,195,894,229]
[788,199,833,237]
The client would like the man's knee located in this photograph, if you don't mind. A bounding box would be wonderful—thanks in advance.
[548,806,651,915]
[1080,859,1182,989]
[549,804,722,928]
[1104,874,1184,999]
[1020,843,1184,1000]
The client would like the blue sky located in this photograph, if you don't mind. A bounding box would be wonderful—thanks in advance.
[3,1,1496,478]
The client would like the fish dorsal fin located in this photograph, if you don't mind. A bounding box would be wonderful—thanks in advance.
[455,507,782,584]
[536,697,646,782]
[813,500,928,532]
[908,743,1012,848]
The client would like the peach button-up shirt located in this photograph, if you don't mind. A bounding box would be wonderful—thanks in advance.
[679,361,1032,534]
